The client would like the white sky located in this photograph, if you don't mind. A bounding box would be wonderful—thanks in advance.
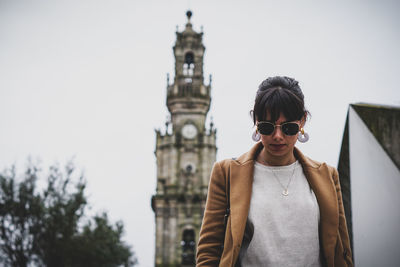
[1,0,399,266]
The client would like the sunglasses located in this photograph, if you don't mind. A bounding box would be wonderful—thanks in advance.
[256,121,300,136]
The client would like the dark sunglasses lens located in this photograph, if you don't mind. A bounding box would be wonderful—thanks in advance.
[257,122,274,135]
[282,123,299,136]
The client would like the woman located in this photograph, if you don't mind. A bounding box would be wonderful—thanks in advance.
[196,76,353,267]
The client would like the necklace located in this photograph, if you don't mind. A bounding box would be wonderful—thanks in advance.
[258,152,298,196]
[270,161,297,196]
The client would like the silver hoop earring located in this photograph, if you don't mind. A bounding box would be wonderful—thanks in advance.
[297,128,309,143]
[252,130,261,142]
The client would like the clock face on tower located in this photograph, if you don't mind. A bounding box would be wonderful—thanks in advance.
[181,123,198,139]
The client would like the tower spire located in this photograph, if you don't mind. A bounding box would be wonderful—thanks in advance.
[186,10,192,21]
[185,10,193,30]
[166,10,210,132]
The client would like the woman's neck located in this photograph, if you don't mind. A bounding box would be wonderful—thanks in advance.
[257,148,296,166]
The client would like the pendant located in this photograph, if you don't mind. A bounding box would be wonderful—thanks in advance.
[282,189,289,196]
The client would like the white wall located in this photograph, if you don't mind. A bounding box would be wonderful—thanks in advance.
[349,107,400,267]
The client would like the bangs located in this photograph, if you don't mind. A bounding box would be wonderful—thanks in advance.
[254,87,304,122]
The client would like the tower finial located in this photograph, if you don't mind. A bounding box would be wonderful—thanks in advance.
[186,10,192,21]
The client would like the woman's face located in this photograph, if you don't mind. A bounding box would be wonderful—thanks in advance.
[258,113,304,165]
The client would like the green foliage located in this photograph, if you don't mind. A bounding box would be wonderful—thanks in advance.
[69,213,137,267]
[0,161,137,267]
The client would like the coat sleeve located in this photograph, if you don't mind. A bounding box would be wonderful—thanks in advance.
[332,168,354,267]
[196,161,228,266]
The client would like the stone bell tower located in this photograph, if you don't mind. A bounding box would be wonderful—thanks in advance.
[151,11,217,267]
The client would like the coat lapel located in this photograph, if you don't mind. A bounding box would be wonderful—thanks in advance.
[229,143,262,249]
[230,160,254,247]
[294,148,339,263]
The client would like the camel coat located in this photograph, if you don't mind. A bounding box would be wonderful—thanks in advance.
[197,142,353,267]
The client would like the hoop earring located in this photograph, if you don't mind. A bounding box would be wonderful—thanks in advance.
[252,130,261,142]
[297,128,309,143]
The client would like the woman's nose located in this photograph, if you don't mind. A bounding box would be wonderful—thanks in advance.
[272,125,284,139]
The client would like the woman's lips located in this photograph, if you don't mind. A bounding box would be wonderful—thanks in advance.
[269,144,286,151]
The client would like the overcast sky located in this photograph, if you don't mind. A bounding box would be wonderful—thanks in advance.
[1,0,399,266]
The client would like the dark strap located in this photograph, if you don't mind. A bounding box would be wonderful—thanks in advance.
[221,158,234,249]
[224,158,235,227]
[223,176,230,229]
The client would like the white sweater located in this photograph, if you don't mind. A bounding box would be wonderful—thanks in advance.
[239,161,322,267]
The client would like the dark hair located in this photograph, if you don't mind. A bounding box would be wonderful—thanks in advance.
[252,76,310,124]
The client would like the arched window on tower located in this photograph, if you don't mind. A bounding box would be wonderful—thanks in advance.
[181,229,195,265]
[183,52,195,83]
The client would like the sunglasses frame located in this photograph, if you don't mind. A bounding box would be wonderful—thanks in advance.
[256,121,301,136]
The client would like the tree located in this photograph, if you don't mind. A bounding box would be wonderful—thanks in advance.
[68,213,137,267]
[0,161,137,267]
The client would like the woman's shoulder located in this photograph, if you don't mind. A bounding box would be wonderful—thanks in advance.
[295,147,337,171]
[301,153,339,178]
[213,158,236,170]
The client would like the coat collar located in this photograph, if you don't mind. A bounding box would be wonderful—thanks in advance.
[234,141,321,168]
[229,142,339,263]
